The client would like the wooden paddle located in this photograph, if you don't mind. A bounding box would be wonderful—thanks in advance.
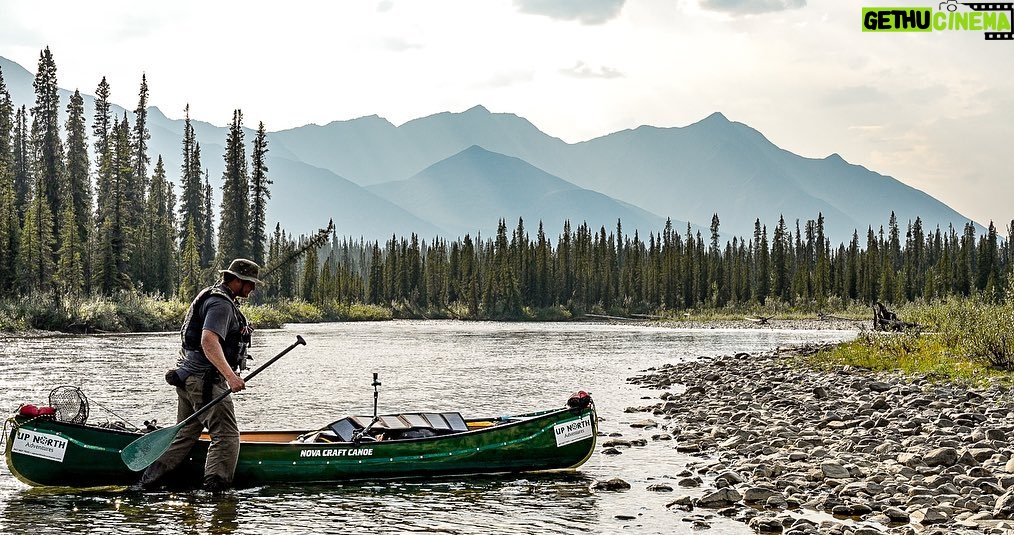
[121,335,307,472]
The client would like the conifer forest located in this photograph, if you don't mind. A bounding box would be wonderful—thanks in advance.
[0,49,1010,323]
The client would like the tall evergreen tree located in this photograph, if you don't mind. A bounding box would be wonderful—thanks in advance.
[54,202,84,293]
[178,216,202,299]
[12,105,29,219]
[65,90,92,293]
[142,156,177,296]
[94,114,133,293]
[131,75,151,192]
[92,77,112,231]
[127,75,150,284]
[0,172,16,294]
[771,216,789,301]
[751,219,770,304]
[178,105,204,266]
[217,110,251,262]
[0,65,12,176]
[17,172,55,292]
[201,171,215,267]
[29,47,66,250]
[0,67,17,293]
[249,121,271,265]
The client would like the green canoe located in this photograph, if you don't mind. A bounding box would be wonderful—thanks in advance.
[4,393,597,489]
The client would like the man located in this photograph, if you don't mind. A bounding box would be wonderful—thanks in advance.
[138,258,260,492]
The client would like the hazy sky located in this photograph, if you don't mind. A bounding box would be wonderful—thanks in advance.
[0,0,1010,231]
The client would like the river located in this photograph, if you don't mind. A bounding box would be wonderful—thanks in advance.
[0,321,856,534]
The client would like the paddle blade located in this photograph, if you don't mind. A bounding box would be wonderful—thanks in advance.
[121,424,182,471]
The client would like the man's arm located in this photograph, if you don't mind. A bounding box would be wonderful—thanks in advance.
[201,329,246,393]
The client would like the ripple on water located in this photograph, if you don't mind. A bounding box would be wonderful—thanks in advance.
[0,321,855,534]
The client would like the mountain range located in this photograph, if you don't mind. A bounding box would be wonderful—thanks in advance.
[0,55,981,245]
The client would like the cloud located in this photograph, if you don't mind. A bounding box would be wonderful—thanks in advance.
[513,0,626,24]
[378,36,422,52]
[560,61,624,79]
[483,69,536,88]
[699,0,806,16]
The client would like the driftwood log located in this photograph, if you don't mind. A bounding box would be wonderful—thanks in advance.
[873,302,918,332]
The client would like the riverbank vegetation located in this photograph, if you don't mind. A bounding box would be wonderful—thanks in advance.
[806,284,1014,383]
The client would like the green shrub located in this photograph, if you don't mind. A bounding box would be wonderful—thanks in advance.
[242,303,287,329]
[264,299,324,323]
[339,303,393,321]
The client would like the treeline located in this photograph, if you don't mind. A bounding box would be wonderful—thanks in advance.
[0,48,306,301]
[297,213,1012,318]
[1,49,1010,320]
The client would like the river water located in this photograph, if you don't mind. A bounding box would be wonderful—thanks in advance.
[0,321,856,534]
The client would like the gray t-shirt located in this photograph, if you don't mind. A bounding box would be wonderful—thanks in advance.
[179,294,240,375]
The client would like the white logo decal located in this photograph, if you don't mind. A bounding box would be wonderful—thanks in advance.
[554,415,593,447]
[12,429,69,462]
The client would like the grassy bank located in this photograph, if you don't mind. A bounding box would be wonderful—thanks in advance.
[0,294,585,334]
[0,294,394,334]
[804,296,1014,387]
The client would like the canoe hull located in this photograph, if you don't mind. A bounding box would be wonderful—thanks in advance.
[5,406,597,488]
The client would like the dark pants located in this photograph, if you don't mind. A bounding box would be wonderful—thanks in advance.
[139,372,240,488]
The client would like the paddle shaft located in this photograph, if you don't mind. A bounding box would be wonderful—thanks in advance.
[180,334,307,427]
[121,335,306,471]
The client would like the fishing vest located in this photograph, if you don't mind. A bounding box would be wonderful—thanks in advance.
[179,284,250,370]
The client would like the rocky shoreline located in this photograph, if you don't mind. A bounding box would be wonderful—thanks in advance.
[655,317,871,332]
[617,344,1014,534]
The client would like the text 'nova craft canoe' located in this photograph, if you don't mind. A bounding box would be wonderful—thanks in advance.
[4,389,597,489]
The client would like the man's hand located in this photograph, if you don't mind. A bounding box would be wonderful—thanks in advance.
[202,329,247,392]
[226,373,246,393]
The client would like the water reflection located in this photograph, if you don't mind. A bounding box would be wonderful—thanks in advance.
[2,474,597,535]
[234,474,597,535]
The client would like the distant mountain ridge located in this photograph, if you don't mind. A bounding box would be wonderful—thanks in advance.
[367,145,670,239]
[0,55,981,244]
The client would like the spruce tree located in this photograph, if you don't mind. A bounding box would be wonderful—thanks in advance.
[0,67,17,294]
[178,105,204,267]
[92,77,112,231]
[12,106,29,219]
[94,114,133,293]
[249,121,271,265]
[29,47,66,252]
[217,110,251,262]
[201,171,215,268]
[143,156,177,296]
[0,175,16,294]
[55,203,84,293]
[771,216,789,301]
[128,75,150,284]
[17,177,55,292]
[0,66,12,176]
[131,75,150,190]
[178,216,202,299]
[65,90,92,293]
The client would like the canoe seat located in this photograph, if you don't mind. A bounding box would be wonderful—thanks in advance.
[420,412,469,432]
[296,412,472,443]
[328,418,359,442]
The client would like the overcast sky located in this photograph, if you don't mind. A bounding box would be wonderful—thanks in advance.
[0,0,1010,232]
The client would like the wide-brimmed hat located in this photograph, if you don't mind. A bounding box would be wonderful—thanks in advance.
[220,258,262,284]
